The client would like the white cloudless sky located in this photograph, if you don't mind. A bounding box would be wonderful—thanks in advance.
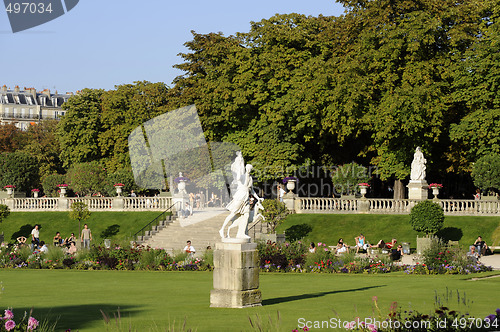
[1,1,345,93]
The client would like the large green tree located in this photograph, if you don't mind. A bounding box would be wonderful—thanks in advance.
[57,88,105,168]
[0,151,39,192]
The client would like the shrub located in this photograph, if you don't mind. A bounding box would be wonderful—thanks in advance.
[285,224,312,242]
[409,200,444,235]
[42,173,66,197]
[262,199,288,234]
[330,162,370,195]
[471,154,500,194]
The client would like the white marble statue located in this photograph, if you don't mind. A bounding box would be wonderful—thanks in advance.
[219,162,262,240]
[410,147,426,181]
[230,151,245,194]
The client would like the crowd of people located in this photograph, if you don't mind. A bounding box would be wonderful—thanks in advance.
[308,234,405,261]
[14,224,93,255]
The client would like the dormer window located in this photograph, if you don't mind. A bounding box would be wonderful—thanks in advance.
[14,95,20,104]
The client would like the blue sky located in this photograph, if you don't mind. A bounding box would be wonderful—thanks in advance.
[1,1,345,93]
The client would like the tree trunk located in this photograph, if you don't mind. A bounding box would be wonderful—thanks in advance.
[393,179,405,199]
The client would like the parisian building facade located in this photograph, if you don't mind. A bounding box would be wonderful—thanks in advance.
[0,85,73,130]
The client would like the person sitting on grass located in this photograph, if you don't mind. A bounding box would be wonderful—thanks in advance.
[467,246,479,264]
[53,232,64,247]
[309,242,316,253]
[335,238,349,254]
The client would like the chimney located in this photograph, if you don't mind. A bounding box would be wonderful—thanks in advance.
[42,89,50,97]
[14,85,20,93]
[1,85,6,93]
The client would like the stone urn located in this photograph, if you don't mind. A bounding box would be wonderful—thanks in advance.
[429,184,442,199]
[178,180,186,193]
[432,187,439,198]
[115,186,123,197]
[359,185,369,198]
[58,186,67,197]
[5,187,14,197]
[33,191,39,198]
[285,179,296,193]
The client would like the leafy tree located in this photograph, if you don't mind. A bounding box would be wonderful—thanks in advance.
[103,167,140,197]
[449,3,500,170]
[330,162,370,195]
[69,202,90,237]
[57,88,105,168]
[471,154,500,195]
[99,81,171,172]
[0,204,10,222]
[41,173,66,197]
[0,124,20,152]
[262,199,288,234]
[66,161,108,196]
[409,200,444,236]
[17,120,63,178]
[0,151,39,192]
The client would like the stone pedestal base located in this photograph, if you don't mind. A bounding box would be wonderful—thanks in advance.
[283,193,296,212]
[210,242,262,308]
[407,180,429,200]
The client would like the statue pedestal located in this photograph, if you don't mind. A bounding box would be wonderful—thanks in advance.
[210,242,262,308]
[407,180,429,200]
[172,193,189,217]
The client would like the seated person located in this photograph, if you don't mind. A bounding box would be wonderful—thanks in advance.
[67,242,77,255]
[355,233,370,253]
[65,233,77,247]
[474,236,488,257]
[53,232,64,247]
[39,241,49,254]
[183,203,193,218]
[16,236,27,247]
[309,242,316,253]
[467,246,479,263]
[390,244,404,261]
[335,238,349,254]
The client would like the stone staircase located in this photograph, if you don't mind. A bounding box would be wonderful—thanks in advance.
[139,207,269,255]
[141,208,228,254]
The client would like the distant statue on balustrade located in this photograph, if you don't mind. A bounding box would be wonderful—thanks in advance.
[410,147,426,181]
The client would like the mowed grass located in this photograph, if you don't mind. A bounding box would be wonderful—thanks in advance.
[0,270,499,331]
[277,214,500,249]
[0,212,162,244]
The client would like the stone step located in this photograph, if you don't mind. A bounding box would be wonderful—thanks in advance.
[142,207,267,252]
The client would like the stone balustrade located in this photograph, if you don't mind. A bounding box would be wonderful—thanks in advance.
[291,197,500,216]
[0,196,173,212]
[2,195,499,215]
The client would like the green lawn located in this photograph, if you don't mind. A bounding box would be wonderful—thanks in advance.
[0,270,499,331]
[0,212,162,245]
[277,214,500,249]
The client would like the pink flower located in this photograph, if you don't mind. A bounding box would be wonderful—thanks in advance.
[5,320,16,331]
[3,310,14,320]
[366,323,377,332]
[28,317,39,330]
[372,296,378,302]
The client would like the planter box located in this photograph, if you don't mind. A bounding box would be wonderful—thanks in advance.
[256,233,286,243]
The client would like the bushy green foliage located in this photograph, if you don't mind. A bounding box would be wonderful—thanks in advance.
[0,204,10,223]
[330,162,370,195]
[471,154,500,194]
[284,223,312,242]
[0,151,39,192]
[66,161,108,196]
[262,199,288,234]
[41,173,66,197]
[409,200,444,235]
